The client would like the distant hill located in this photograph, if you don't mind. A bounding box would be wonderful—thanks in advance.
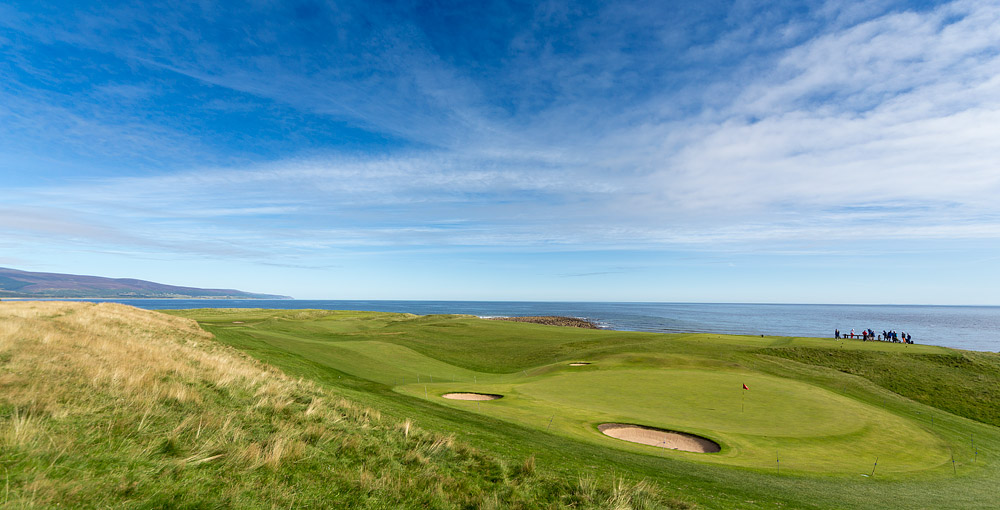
[0,267,291,299]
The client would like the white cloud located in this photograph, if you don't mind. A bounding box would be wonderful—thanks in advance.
[639,0,1000,218]
[3,0,999,263]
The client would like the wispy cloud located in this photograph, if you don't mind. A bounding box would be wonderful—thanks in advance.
[558,271,628,278]
[2,0,999,266]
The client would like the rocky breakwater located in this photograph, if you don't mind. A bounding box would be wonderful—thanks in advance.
[490,316,600,329]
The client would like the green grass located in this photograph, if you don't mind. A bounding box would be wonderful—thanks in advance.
[159,308,1000,509]
[420,367,949,474]
[763,347,1000,427]
[0,302,689,509]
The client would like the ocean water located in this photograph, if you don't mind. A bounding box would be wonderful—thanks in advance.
[46,299,1000,353]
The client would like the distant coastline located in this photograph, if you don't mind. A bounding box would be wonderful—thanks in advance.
[0,267,291,300]
[19,299,999,353]
[1,296,292,300]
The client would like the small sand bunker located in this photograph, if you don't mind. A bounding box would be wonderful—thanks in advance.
[232,321,244,324]
[569,362,591,366]
[442,392,503,401]
[598,423,720,453]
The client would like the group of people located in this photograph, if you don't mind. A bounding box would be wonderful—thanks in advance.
[834,328,913,344]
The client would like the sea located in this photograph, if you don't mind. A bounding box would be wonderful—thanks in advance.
[41,299,1000,353]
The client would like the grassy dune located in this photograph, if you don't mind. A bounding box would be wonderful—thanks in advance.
[171,308,1000,509]
[0,302,682,509]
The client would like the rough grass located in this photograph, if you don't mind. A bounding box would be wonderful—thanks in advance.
[762,347,1000,427]
[0,302,690,509]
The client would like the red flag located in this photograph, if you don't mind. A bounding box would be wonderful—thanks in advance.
[743,383,749,390]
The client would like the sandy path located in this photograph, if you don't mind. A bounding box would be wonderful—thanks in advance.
[598,423,720,453]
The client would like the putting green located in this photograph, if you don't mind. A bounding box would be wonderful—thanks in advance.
[521,369,863,436]
[405,367,951,475]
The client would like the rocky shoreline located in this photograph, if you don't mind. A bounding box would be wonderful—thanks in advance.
[488,315,600,329]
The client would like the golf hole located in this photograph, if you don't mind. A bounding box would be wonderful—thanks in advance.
[598,423,721,453]
[442,392,503,401]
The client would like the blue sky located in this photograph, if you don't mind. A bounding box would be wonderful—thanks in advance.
[2,0,999,304]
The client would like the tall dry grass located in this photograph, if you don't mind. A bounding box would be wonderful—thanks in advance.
[0,302,418,505]
[0,301,300,427]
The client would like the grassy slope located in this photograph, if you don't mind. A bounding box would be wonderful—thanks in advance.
[170,308,1000,510]
[761,347,1000,427]
[0,302,686,509]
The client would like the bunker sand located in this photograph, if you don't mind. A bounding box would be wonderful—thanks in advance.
[599,423,720,453]
[442,392,503,401]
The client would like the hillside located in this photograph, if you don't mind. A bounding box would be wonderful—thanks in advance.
[0,302,679,509]
[0,267,290,299]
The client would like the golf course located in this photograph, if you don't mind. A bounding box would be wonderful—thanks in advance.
[3,302,999,508]
[171,307,998,508]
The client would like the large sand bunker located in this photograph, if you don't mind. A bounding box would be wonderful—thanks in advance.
[598,423,720,453]
[442,392,503,401]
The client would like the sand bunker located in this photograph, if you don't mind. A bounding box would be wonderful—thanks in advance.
[442,392,503,401]
[569,362,591,366]
[598,423,720,453]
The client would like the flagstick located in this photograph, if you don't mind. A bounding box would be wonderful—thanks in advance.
[742,390,745,413]
[870,456,878,477]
